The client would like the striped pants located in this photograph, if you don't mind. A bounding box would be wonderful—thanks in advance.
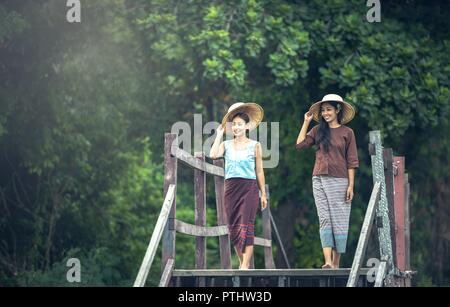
[312,176,351,253]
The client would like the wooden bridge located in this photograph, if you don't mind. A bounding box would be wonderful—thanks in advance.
[133,131,414,287]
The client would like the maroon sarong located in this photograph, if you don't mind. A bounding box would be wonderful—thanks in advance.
[224,178,259,253]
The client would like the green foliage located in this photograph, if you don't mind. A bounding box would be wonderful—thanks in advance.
[1,0,449,286]
[16,248,120,287]
[0,6,27,43]
[129,0,449,285]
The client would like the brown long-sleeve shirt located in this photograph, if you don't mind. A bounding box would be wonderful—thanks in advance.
[296,125,359,178]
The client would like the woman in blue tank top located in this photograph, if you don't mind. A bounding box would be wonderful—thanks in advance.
[210,102,267,269]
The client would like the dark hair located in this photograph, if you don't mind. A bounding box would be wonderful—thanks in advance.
[316,101,343,152]
[231,112,250,123]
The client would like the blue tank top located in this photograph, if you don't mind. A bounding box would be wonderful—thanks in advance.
[224,139,258,180]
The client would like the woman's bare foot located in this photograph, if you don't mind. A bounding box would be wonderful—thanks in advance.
[322,263,332,269]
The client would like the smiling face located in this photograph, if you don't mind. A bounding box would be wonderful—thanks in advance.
[231,115,249,137]
[320,102,340,124]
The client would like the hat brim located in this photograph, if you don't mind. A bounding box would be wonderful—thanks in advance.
[221,103,264,134]
[309,99,355,125]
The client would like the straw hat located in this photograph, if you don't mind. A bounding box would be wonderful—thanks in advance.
[309,94,355,124]
[221,102,264,134]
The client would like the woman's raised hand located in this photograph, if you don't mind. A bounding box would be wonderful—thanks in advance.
[304,111,313,123]
[216,124,225,135]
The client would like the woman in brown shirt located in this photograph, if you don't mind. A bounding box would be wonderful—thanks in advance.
[296,94,359,269]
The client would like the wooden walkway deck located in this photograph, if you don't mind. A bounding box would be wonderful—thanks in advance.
[170,268,373,287]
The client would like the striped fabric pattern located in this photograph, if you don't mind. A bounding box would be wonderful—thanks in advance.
[224,178,259,253]
[312,175,351,253]
[229,223,255,252]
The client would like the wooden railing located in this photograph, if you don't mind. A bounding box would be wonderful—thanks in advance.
[135,130,412,287]
[347,130,413,287]
[134,133,288,287]
[347,182,381,287]
[133,184,176,287]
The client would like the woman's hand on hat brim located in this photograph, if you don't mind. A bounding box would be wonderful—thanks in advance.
[216,124,225,135]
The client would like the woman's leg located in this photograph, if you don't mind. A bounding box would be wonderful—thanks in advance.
[323,177,351,262]
[313,177,335,268]
[332,248,341,268]
[240,245,254,269]
[234,246,244,269]
[322,247,333,268]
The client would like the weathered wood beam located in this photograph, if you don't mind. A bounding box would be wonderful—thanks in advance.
[254,237,272,247]
[172,146,224,177]
[173,268,371,277]
[134,184,176,287]
[213,159,232,269]
[162,134,178,272]
[175,220,229,237]
[347,182,381,287]
[269,210,290,269]
[262,185,276,269]
[159,258,175,287]
[194,152,206,269]
[374,261,387,287]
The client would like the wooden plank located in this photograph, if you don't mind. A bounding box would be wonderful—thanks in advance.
[254,237,272,247]
[374,261,387,287]
[175,220,228,236]
[383,148,397,267]
[368,143,375,155]
[404,173,410,270]
[250,254,255,270]
[194,153,206,269]
[159,258,175,287]
[369,131,394,271]
[162,134,178,272]
[278,276,286,287]
[262,185,276,269]
[347,182,381,287]
[213,159,232,269]
[173,268,371,277]
[393,156,406,272]
[134,185,176,287]
[404,173,411,287]
[270,211,291,269]
[173,146,224,177]
[232,276,240,287]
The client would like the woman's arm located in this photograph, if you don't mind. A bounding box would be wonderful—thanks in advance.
[209,125,225,159]
[255,143,267,210]
[296,112,313,145]
[346,168,355,203]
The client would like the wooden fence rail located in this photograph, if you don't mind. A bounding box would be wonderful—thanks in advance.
[133,184,176,287]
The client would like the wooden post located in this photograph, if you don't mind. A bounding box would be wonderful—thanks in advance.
[213,159,232,269]
[404,173,411,287]
[393,156,406,272]
[383,148,397,267]
[262,185,275,269]
[270,212,291,269]
[250,254,255,269]
[195,152,206,269]
[162,133,178,272]
[369,131,394,274]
